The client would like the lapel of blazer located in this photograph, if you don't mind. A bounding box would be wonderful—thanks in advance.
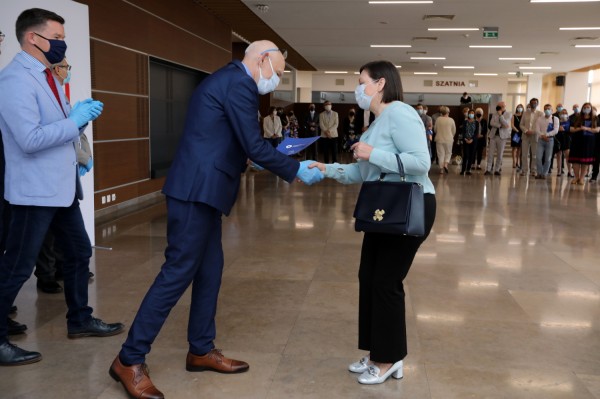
[16,53,67,118]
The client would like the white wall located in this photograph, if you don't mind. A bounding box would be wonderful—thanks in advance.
[526,74,543,103]
[563,72,589,109]
[0,0,95,244]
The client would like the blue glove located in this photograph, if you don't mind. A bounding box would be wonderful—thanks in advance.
[85,158,94,172]
[297,160,324,185]
[79,165,87,176]
[68,99,104,128]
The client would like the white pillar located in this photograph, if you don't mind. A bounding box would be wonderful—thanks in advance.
[526,74,543,102]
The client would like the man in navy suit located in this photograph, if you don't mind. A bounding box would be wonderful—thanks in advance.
[0,8,124,367]
[110,40,322,399]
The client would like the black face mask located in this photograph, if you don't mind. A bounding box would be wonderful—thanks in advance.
[496,106,502,111]
[34,33,67,64]
[309,108,315,111]
[476,113,482,118]
[349,112,355,116]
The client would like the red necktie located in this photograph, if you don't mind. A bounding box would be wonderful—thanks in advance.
[44,68,66,117]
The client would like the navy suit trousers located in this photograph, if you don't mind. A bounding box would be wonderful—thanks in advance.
[120,197,223,364]
[0,198,93,343]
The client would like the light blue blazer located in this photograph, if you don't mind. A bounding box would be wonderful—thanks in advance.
[0,52,83,207]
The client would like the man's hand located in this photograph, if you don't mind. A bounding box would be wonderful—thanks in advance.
[296,160,324,185]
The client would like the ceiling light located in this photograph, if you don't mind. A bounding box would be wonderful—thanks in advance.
[324,71,348,74]
[370,44,412,48]
[369,1,434,3]
[474,73,499,76]
[508,72,517,75]
[531,0,600,2]
[414,72,438,75]
[395,65,402,68]
[519,66,552,69]
[575,44,600,47]
[469,45,513,48]
[523,72,534,75]
[560,27,600,30]
[428,28,479,31]
[499,57,536,60]
[443,66,475,69]
[411,56,446,60]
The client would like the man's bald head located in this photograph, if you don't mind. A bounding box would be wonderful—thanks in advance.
[242,40,286,88]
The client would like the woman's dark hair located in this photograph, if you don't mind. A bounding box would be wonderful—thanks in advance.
[574,102,597,128]
[268,106,276,114]
[16,8,65,44]
[359,60,404,103]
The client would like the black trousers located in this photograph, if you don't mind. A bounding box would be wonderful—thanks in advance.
[461,141,477,173]
[358,194,436,363]
[321,138,338,163]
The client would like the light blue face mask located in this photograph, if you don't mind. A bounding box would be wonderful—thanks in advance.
[63,70,71,85]
[544,109,552,116]
[354,79,379,110]
[557,106,563,112]
[257,57,280,95]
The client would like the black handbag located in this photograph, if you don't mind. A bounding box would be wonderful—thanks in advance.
[353,154,425,237]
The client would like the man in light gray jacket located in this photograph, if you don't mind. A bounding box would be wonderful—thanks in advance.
[485,102,512,175]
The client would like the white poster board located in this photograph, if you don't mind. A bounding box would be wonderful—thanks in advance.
[0,0,95,244]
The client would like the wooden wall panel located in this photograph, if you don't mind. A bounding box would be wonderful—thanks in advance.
[94,178,165,211]
[79,0,230,73]
[94,141,150,191]
[93,93,149,141]
[91,40,148,95]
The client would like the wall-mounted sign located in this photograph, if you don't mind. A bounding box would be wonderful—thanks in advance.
[435,81,466,87]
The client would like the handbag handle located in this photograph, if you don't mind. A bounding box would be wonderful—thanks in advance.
[378,154,405,182]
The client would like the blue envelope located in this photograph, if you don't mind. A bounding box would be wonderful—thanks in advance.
[276,137,320,156]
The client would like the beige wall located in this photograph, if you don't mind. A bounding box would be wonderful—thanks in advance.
[541,73,566,107]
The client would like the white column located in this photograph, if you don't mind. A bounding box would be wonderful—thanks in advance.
[526,74,543,102]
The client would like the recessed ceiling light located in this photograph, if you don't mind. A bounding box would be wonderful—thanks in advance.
[395,65,402,68]
[499,57,536,60]
[411,56,446,60]
[523,72,534,75]
[508,72,518,75]
[284,70,291,73]
[324,71,348,74]
[519,66,552,69]
[354,72,360,75]
[370,44,412,48]
[575,44,600,47]
[531,0,600,2]
[428,28,479,31]
[414,72,438,75]
[443,66,475,69]
[369,1,434,3]
[560,27,600,30]
[474,73,499,76]
[469,45,513,48]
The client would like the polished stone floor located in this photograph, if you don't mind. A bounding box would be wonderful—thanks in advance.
[3,159,600,398]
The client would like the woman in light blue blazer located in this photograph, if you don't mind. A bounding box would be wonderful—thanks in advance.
[310,60,436,385]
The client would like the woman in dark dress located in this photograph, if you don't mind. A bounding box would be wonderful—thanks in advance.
[474,108,488,170]
[555,109,571,176]
[568,102,599,185]
[511,104,524,169]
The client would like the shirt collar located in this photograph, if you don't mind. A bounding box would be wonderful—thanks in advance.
[20,50,47,73]
[241,62,253,78]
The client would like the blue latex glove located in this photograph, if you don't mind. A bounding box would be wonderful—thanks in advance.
[79,165,87,176]
[297,160,324,185]
[85,158,94,172]
[250,162,264,171]
[68,99,104,128]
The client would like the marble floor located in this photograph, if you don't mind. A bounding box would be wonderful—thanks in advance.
[3,160,600,399]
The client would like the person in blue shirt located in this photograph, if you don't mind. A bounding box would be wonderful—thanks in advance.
[309,60,435,385]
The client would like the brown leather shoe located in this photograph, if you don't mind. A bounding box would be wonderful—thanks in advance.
[186,349,249,374]
[109,356,164,399]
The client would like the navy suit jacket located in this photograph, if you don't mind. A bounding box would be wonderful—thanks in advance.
[163,60,299,215]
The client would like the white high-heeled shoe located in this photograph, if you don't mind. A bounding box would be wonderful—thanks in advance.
[357,360,403,385]
[348,356,370,373]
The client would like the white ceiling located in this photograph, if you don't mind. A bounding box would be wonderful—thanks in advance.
[242,0,600,76]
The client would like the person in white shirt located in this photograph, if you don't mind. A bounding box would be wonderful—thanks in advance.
[484,102,512,175]
[534,104,559,179]
[433,106,455,174]
[263,106,282,147]
[519,98,544,176]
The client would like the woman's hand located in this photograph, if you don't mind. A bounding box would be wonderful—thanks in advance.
[308,162,325,172]
[351,142,373,161]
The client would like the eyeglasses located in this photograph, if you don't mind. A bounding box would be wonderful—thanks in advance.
[56,64,71,71]
[260,48,288,59]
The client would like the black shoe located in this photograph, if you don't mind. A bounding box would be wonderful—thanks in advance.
[494,171,501,176]
[9,306,17,315]
[444,166,449,174]
[0,342,42,366]
[460,171,465,175]
[484,171,492,176]
[466,171,472,175]
[36,279,63,294]
[7,318,27,336]
[67,317,125,339]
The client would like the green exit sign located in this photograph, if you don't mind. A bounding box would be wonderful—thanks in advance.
[483,27,499,39]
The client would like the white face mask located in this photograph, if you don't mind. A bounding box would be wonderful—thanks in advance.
[355,79,378,111]
[257,57,280,95]
[324,105,332,111]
